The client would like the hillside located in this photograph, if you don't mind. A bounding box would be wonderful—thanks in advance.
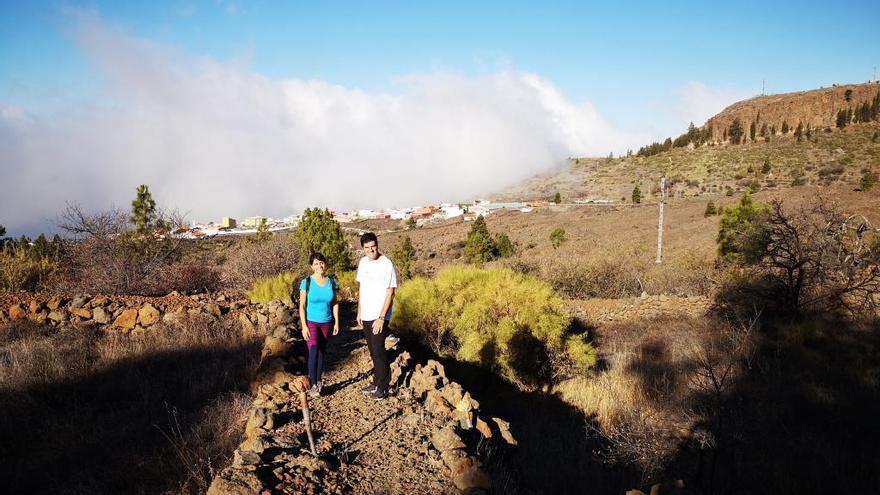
[496,94,880,204]
[707,81,880,142]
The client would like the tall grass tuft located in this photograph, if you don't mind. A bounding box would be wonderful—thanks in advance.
[247,271,297,305]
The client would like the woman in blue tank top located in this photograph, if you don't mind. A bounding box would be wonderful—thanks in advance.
[298,252,339,396]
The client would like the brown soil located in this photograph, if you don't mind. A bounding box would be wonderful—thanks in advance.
[299,322,458,494]
[373,183,880,276]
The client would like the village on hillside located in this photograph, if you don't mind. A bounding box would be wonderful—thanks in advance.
[179,196,617,239]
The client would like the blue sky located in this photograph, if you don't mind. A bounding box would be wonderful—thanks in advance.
[3,1,877,128]
[1,1,878,235]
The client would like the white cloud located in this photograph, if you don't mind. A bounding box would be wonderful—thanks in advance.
[674,81,751,127]
[0,12,649,235]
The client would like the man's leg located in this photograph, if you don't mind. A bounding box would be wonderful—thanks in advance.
[365,320,390,393]
[362,321,377,388]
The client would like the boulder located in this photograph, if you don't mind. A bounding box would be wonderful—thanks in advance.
[48,310,68,323]
[113,308,138,330]
[260,336,292,361]
[206,468,264,495]
[138,303,161,326]
[431,426,465,452]
[163,307,187,325]
[238,313,256,334]
[448,456,491,492]
[90,295,109,308]
[204,303,222,318]
[29,310,48,323]
[8,304,26,320]
[269,307,294,327]
[69,307,92,319]
[475,417,493,439]
[92,307,110,324]
[70,295,90,309]
[28,300,44,313]
[492,417,517,446]
[47,295,66,310]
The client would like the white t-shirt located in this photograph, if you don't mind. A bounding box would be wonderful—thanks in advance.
[356,254,398,321]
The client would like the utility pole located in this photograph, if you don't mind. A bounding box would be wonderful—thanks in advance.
[656,177,666,264]
[762,79,765,96]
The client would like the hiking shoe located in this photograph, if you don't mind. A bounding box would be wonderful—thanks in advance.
[360,384,378,395]
[308,384,320,398]
[371,389,389,401]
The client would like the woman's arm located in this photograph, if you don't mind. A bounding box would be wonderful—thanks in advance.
[299,289,309,339]
[332,300,340,335]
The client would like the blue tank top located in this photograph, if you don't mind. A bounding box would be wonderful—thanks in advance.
[299,276,337,323]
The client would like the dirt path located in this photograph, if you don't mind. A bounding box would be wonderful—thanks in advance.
[304,323,458,494]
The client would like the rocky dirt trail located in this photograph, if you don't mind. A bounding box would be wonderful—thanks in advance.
[305,329,457,494]
[209,305,511,495]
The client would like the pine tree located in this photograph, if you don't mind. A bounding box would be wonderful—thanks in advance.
[553,191,562,204]
[761,159,771,174]
[836,109,848,128]
[405,217,417,229]
[760,123,768,137]
[631,185,642,204]
[295,207,352,272]
[750,120,757,142]
[550,228,567,249]
[704,201,717,217]
[391,236,417,279]
[794,122,804,142]
[781,120,789,134]
[0,224,5,238]
[494,233,517,258]
[255,218,271,242]
[805,124,812,140]
[844,89,853,102]
[130,184,158,234]
[728,118,744,144]
[464,215,495,265]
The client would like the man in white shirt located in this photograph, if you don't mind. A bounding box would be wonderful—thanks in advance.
[356,232,398,400]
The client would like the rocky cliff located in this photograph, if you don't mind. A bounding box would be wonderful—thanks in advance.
[706,81,880,141]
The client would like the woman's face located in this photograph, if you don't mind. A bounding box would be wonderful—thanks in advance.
[311,259,326,275]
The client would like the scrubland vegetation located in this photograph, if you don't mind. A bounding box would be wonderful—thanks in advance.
[393,266,596,387]
[2,127,879,494]
[0,315,262,494]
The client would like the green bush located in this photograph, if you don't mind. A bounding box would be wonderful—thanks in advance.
[392,267,596,388]
[247,272,297,305]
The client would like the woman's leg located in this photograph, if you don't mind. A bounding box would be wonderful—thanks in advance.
[314,321,332,385]
[306,321,321,387]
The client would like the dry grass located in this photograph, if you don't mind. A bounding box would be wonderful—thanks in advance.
[555,315,753,480]
[0,316,264,494]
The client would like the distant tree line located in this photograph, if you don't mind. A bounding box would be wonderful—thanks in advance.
[637,122,712,157]
[836,90,880,129]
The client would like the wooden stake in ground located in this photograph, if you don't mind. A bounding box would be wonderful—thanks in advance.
[299,391,317,455]
[656,176,666,264]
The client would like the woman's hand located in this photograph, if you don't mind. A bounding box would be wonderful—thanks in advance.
[333,322,340,335]
[301,320,310,340]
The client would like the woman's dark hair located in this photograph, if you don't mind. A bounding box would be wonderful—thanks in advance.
[309,252,327,264]
[360,232,378,246]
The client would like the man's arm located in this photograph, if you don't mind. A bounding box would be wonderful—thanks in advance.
[371,287,395,335]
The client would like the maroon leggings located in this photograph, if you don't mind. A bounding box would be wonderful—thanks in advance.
[306,321,333,385]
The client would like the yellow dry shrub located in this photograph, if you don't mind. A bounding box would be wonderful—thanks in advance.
[392,266,596,388]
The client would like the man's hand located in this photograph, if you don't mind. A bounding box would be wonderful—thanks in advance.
[356,312,363,328]
[372,318,385,335]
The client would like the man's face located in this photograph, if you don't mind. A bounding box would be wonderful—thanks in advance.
[362,240,379,260]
